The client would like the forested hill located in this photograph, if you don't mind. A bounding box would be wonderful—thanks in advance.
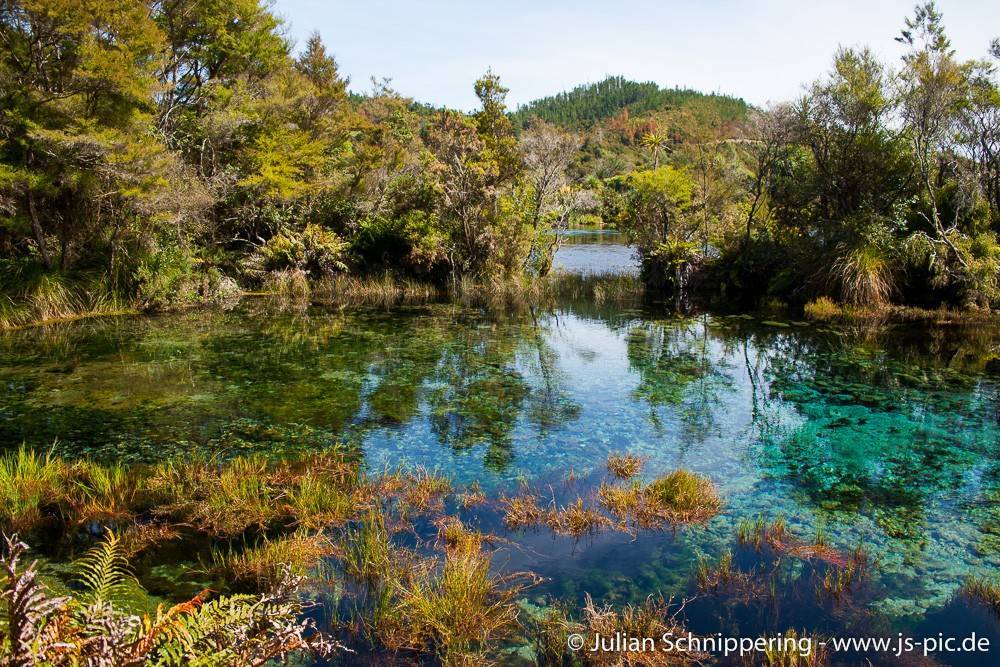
[511,75,750,128]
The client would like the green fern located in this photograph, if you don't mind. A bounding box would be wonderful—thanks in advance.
[73,529,140,607]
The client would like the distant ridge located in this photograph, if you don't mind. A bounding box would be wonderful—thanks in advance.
[511,75,749,128]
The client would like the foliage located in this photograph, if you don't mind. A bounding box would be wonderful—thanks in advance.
[0,533,341,664]
[511,75,748,129]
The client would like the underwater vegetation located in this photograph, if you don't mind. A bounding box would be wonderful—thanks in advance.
[2,293,1000,662]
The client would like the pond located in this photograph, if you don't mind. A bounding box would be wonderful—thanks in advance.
[1,237,999,663]
[552,228,638,275]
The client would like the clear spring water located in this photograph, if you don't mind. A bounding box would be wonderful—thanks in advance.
[1,235,998,663]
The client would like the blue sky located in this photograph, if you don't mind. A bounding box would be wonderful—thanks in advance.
[275,1,1000,110]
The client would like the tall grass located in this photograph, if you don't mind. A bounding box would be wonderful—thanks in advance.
[381,541,526,665]
[832,243,894,307]
[0,264,131,330]
[212,532,333,587]
[0,448,65,531]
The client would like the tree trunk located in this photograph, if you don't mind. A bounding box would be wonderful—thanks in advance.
[26,188,53,269]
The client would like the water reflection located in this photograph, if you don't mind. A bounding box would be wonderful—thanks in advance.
[1,299,1000,633]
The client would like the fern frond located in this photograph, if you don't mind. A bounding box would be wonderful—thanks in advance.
[0,533,77,664]
[73,529,138,607]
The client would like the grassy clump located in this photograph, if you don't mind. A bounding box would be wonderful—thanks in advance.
[184,455,281,535]
[435,517,487,556]
[339,505,399,584]
[546,498,610,538]
[962,576,1000,615]
[69,460,142,524]
[263,268,311,300]
[213,532,333,587]
[458,482,487,509]
[0,448,66,531]
[606,452,646,479]
[500,493,546,530]
[756,629,828,667]
[642,470,722,524]
[380,539,527,665]
[803,296,843,321]
[819,545,870,600]
[573,594,707,665]
[0,269,131,330]
[313,273,441,307]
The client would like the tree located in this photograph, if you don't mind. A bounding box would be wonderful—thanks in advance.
[518,120,581,275]
[0,0,198,274]
[639,130,670,169]
[742,104,795,245]
[896,1,971,267]
[605,166,696,298]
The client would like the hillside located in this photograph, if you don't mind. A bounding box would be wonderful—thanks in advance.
[511,75,749,129]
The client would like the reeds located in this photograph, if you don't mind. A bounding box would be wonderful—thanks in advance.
[0,269,132,330]
[573,594,708,665]
[803,296,843,321]
[499,493,546,530]
[546,498,610,538]
[381,540,527,665]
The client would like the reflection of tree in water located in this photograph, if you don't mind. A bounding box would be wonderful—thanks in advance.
[520,311,581,433]
[744,323,1000,540]
[625,315,733,446]
[352,309,581,472]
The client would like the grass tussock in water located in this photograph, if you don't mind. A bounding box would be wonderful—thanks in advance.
[212,532,334,588]
[380,543,526,665]
[0,268,132,330]
[499,493,547,530]
[501,469,722,538]
[643,470,722,524]
[312,272,442,306]
[0,448,64,532]
[606,452,646,479]
[962,576,1000,615]
[546,498,611,538]
[299,270,645,312]
[532,594,707,666]
[750,629,828,667]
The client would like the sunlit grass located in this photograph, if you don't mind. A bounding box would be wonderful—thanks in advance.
[213,532,333,587]
[0,447,65,531]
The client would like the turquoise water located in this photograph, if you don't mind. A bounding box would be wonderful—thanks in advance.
[0,235,998,662]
